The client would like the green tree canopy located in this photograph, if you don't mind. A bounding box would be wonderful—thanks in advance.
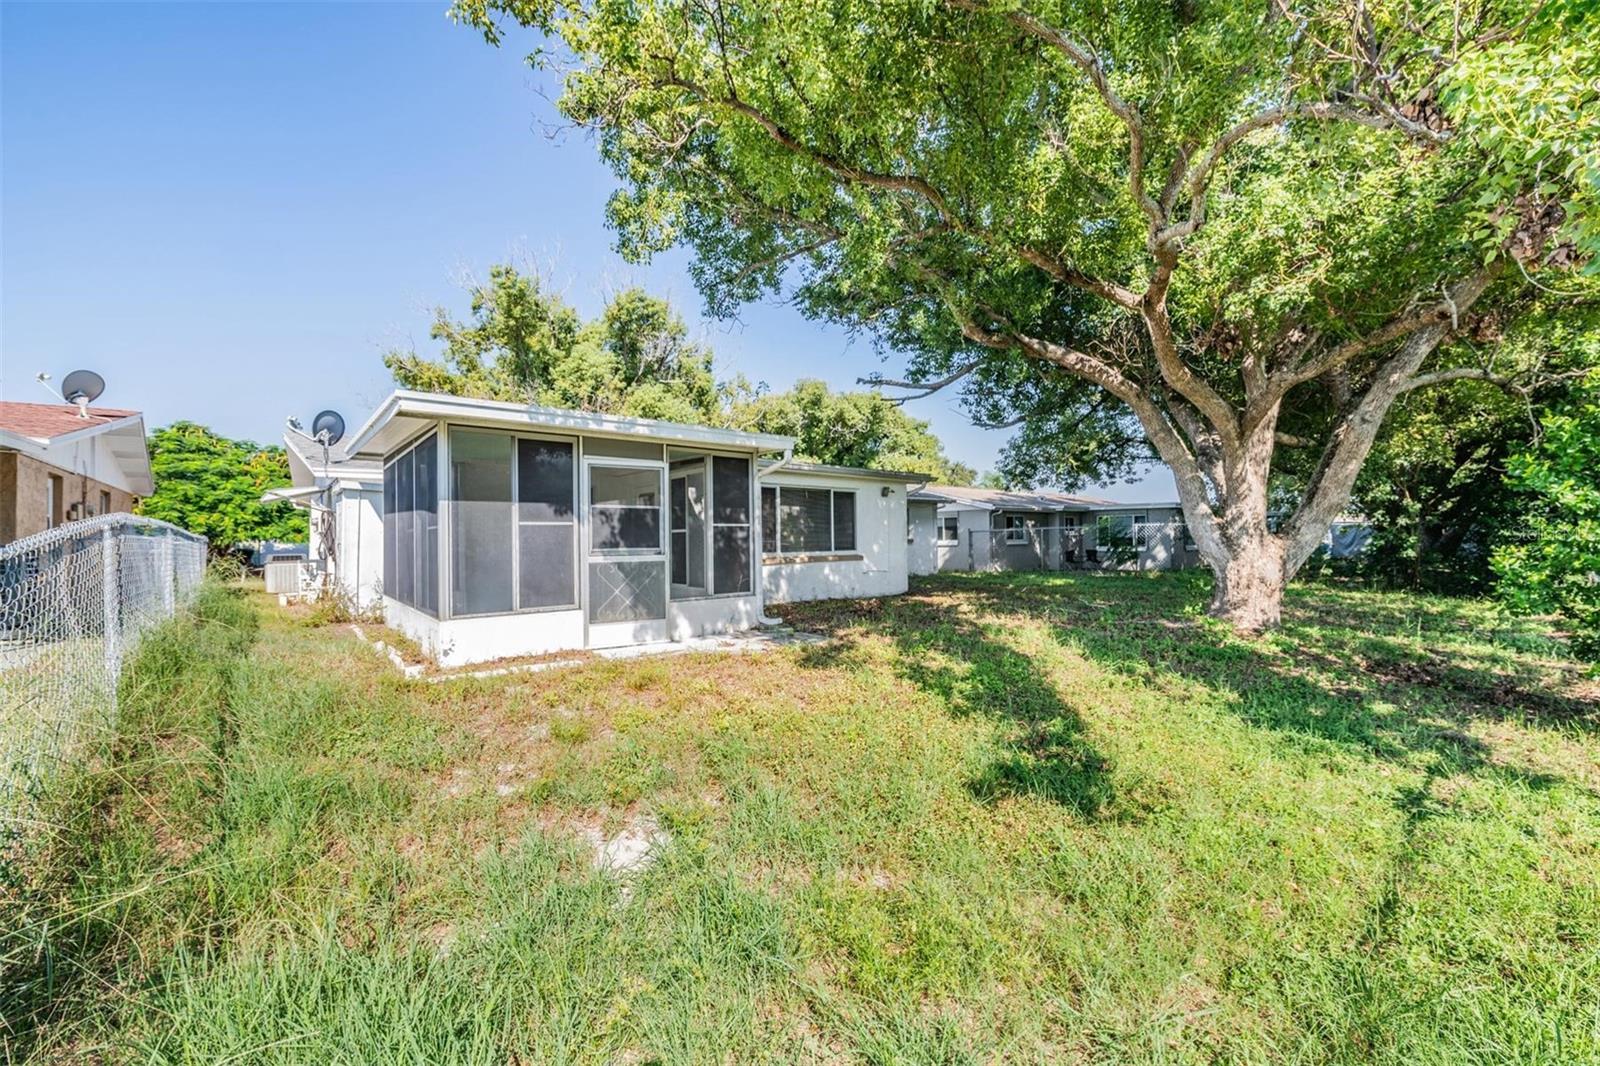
[729,379,974,483]
[384,264,730,424]
[455,0,1597,630]
[137,422,306,546]
[385,263,974,480]
[1494,380,1600,660]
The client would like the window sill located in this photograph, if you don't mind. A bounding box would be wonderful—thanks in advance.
[762,552,864,564]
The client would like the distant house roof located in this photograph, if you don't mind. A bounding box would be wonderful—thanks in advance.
[0,401,153,495]
[910,484,1179,513]
[759,459,930,483]
[913,484,1118,511]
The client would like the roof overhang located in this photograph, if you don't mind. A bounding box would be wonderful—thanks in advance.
[283,433,383,489]
[0,413,153,495]
[347,390,794,458]
[760,460,929,484]
[261,485,325,506]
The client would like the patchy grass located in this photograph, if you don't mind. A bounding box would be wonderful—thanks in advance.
[7,572,1598,1064]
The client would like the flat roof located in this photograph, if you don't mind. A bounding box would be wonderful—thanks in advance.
[346,390,794,457]
[760,459,930,483]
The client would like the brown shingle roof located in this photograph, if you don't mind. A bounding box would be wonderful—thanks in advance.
[0,401,140,441]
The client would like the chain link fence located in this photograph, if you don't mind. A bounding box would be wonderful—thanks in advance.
[1,514,207,845]
[967,521,1200,572]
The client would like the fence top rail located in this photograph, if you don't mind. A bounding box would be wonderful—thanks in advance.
[0,512,208,559]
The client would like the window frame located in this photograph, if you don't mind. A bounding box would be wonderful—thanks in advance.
[936,514,960,545]
[383,429,440,617]
[761,484,860,557]
[1003,514,1029,544]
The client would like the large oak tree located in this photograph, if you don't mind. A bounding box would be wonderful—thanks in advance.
[457,0,1596,629]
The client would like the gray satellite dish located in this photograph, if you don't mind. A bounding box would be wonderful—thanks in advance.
[61,369,106,406]
[311,409,346,446]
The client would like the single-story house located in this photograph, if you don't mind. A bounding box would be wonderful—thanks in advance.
[263,432,385,608]
[276,390,923,667]
[0,401,153,545]
[907,485,1199,574]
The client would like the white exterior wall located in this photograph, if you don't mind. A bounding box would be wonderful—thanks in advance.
[762,471,910,604]
[908,501,939,576]
[334,484,384,609]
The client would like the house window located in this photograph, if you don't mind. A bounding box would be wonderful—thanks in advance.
[761,486,857,555]
[1095,513,1146,551]
[99,490,112,516]
[937,515,959,544]
[1003,515,1028,543]
[47,475,63,528]
[384,432,440,616]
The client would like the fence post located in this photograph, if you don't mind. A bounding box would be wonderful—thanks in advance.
[162,530,176,616]
[102,524,121,687]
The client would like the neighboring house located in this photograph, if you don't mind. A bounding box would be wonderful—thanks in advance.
[0,401,153,545]
[263,432,384,609]
[291,390,920,667]
[908,485,1200,574]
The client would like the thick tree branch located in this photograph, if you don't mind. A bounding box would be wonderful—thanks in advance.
[860,359,985,401]
[946,0,1163,230]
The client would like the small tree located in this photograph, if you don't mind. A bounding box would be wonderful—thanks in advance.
[138,422,306,546]
[455,0,1597,630]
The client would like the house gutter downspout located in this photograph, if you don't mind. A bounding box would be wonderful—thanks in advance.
[754,447,793,625]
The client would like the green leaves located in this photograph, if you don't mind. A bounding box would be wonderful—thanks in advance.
[1494,378,1600,659]
[137,422,307,546]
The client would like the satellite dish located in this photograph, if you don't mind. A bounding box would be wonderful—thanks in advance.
[311,409,346,446]
[61,369,106,406]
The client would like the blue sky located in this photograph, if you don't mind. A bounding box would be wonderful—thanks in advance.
[1,1,1174,501]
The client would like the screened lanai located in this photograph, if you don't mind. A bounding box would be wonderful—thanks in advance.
[353,392,793,665]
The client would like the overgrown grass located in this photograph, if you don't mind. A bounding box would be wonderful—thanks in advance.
[6,573,1597,1063]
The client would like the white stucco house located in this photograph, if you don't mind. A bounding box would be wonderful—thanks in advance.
[272,390,923,667]
[907,485,1200,574]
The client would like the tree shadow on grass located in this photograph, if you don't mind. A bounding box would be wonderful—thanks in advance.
[786,594,1114,817]
[938,572,1597,788]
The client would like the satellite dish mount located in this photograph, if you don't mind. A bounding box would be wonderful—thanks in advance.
[59,370,106,419]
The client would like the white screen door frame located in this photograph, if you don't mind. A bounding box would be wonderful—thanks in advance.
[582,455,669,648]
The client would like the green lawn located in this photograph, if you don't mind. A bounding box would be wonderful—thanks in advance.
[6,572,1598,1063]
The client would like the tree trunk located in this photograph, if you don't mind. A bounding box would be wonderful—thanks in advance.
[1208,533,1287,631]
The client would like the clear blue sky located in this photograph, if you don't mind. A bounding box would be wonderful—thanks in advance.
[1,1,1174,501]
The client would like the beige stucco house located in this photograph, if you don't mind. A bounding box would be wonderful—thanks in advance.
[0,401,153,545]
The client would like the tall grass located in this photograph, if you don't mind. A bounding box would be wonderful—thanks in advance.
[3,573,1596,1063]
[1,582,255,1059]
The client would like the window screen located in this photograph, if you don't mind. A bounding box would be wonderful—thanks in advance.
[451,429,514,616]
[518,438,575,608]
[414,434,439,615]
[589,465,662,552]
[711,456,751,594]
[394,448,415,607]
[779,487,833,553]
[938,515,959,543]
[831,491,856,552]
[761,487,778,553]
[670,477,688,586]
[382,432,439,617]
[383,461,397,599]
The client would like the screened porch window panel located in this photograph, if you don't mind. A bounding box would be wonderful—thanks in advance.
[414,434,439,616]
[517,438,576,609]
[451,429,514,616]
[711,456,751,594]
[394,448,415,608]
[761,487,778,553]
[382,462,397,600]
